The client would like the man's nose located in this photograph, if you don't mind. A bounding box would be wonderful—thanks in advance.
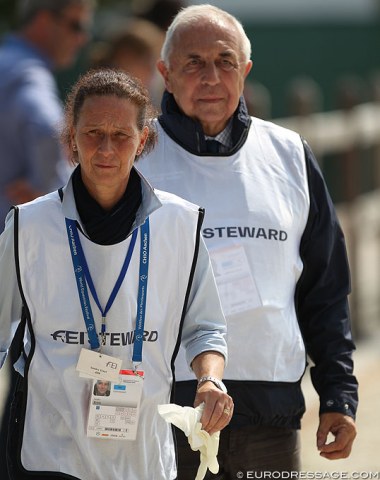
[201,62,220,85]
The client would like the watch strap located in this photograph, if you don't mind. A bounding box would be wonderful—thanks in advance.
[197,375,227,393]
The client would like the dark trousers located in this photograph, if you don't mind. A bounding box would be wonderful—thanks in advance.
[176,424,301,480]
[0,355,18,480]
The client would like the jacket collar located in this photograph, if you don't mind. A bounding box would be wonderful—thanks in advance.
[61,166,162,236]
[158,90,251,156]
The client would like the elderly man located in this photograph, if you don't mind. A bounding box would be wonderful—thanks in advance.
[138,4,358,478]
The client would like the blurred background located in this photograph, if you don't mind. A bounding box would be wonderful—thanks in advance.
[0,0,379,473]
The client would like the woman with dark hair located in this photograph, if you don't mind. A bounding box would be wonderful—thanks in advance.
[0,69,232,479]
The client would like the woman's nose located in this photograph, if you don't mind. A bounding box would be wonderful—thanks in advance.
[98,135,114,155]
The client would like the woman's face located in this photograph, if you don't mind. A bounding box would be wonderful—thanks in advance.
[72,94,148,206]
[96,380,109,395]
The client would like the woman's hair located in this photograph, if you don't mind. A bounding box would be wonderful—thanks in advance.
[161,4,251,66]
[61,68,157,164]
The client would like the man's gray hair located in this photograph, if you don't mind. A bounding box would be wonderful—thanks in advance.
[17,0,95,25]
[161,4,251,66]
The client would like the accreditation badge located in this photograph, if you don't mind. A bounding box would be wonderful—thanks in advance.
[87,370,144,441]
[76,348,122,382]
[210,244,262,317]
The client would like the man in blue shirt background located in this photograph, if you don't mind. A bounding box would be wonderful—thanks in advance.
[0,1,95,477]
[0,0,94,227]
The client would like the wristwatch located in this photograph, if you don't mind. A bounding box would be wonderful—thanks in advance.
[197,376,227,393]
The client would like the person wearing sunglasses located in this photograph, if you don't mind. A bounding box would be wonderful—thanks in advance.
[0,0,94,226]
[0,1,95,478]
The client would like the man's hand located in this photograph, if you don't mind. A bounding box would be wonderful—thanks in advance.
[195,381,233,436]
[191,351,232,435]
[317,412,357,459]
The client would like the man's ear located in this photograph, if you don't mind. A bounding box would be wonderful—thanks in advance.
[244,60,253,79]
[157,60,171,92]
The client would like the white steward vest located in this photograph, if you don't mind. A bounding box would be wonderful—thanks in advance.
[15,187,202,480]
[138,117,310,383]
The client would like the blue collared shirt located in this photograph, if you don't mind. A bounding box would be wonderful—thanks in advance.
[204,120,233,153]
[0,34,71,229]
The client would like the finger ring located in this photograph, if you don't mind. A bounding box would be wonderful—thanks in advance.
[223,408,231,415]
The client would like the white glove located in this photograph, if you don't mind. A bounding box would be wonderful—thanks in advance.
[158,402,219,480]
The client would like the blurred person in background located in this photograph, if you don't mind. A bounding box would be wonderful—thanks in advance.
[137,4,358,478]
[131,0,186,31]
[89,0,185,111]
[0,1,94,477]
[0,0,94,228]
[88,18,164,108]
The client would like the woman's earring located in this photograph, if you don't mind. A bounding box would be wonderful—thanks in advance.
[73,144,77,151]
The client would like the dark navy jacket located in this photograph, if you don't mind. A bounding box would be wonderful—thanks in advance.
[158,91,358,429]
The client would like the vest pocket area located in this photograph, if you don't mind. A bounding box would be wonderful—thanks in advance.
[6,373,79,479]
[7,372,27,479]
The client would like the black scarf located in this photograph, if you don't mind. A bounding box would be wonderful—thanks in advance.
[158,90,251,155]
[72,166,142,245]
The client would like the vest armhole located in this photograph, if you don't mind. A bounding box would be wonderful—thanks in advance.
[169,208,204,402]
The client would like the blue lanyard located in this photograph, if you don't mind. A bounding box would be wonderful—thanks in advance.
[65,218,150,364]
[133,217,149,369]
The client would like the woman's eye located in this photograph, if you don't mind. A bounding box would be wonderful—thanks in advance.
[114,132,129,139]
[87,130,100,137]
